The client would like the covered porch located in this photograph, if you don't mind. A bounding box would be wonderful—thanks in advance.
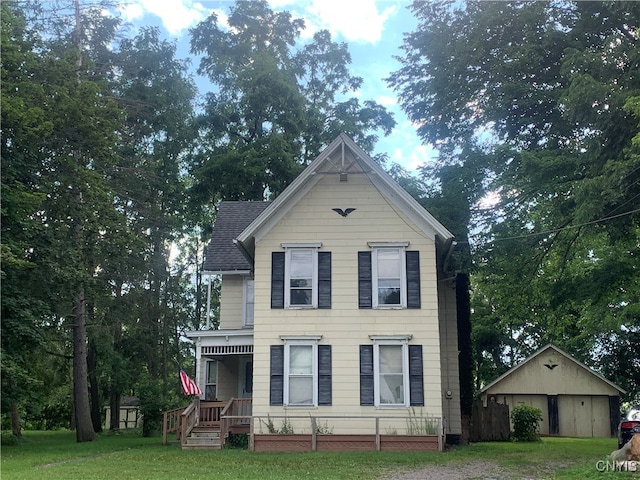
[188,329,254,403]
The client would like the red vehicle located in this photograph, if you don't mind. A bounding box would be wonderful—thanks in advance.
[619,406,640,449]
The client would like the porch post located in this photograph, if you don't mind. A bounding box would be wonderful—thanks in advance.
[195,337,202,395]
[205,275,212,329]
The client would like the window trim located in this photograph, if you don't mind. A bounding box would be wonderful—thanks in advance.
[372,337,410,408]
[242,277,254,327]
[283,339,318,407]
[205,360,218,401]
[371,246,408,308]
[283,244,321,309]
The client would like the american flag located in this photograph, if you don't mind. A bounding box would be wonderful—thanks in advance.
[179,369,202,396]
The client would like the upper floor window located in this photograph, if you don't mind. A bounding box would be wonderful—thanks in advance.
[243,278,254,327]
[358,243,420,309]
[271,243,331,310]
[286,248,317,307]
[372,247,406,307]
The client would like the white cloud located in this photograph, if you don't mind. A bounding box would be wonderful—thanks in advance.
[390,144,434,171]
[119,0,212,36]
[379,120,438,172]
[269,0,396,44]
[376,95,396,107]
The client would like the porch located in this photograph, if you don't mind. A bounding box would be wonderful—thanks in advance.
[162,397,252,450]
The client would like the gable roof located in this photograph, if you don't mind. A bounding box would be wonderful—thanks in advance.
[236,133,453,256]
[480,344,625,394]
[203,201,271,273]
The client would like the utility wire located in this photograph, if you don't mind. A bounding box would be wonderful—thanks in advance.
[468,207,640,244]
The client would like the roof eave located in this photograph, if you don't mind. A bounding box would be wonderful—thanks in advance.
[236,133,454,245]
[480,344,626,394]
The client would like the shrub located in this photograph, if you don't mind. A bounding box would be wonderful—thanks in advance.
[1,431,21,446]
[511,404,543,442]
[226,433,248,449]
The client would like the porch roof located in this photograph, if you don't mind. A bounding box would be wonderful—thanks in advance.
[185,329,254,356]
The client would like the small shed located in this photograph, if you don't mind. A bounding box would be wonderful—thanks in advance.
[104,396,142,430]
[481,344,625,438]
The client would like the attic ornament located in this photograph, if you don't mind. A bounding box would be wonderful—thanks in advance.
[332,208,356,217]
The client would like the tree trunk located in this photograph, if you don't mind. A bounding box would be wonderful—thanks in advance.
[10,401,21,437]
[73,290,96,442]
[88,336,102,433]
[109,392,121,431]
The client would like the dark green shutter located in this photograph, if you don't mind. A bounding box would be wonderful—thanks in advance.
[269,345,284,405]
[358,251,372,309]
[318,345,332,405]
[271,252,285,309]
[406,251,421,309]
[318,251,331,309]
[359,345,374,405]
[409,344,424,406]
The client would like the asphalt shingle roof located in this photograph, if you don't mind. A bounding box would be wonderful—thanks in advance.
[203,201,271,272]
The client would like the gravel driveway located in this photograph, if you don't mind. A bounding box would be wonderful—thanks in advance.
[383,459,571,480]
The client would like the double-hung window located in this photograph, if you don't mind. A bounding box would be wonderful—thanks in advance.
[374,342,408,406]
[272,243,331,309]
[269,337,332,407]
[358,243,420,309]
[372,247,406,307]
[243,278,254,327]
[284,341,317,406]
[286,247,317,307]
[360,336,424,407]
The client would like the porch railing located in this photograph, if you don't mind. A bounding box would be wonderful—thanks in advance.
[220,397,253,446]
[199,400,227,426]
[162,398,250,448]
[162,406,185,445]
[180,398,200,445]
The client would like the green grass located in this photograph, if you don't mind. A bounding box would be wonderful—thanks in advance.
[0,431,635,479]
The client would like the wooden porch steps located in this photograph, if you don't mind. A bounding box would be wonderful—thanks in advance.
[182,425,222,451]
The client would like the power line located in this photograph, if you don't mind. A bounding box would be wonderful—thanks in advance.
[469,207,640,244]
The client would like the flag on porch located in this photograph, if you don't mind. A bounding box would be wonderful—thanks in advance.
[179,369,202,396]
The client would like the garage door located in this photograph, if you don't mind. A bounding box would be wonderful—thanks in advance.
[558,395,610,437]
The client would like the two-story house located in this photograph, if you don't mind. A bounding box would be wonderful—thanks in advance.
[184,134,462,451]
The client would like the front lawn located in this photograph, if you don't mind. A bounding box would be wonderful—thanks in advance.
[0,430,631,479]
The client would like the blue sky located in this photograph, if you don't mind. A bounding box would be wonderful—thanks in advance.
[118,0,434,173]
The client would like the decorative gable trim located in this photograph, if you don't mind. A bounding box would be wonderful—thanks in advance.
[236,134,453,256]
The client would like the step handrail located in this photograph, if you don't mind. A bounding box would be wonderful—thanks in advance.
[180,398,200,447]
